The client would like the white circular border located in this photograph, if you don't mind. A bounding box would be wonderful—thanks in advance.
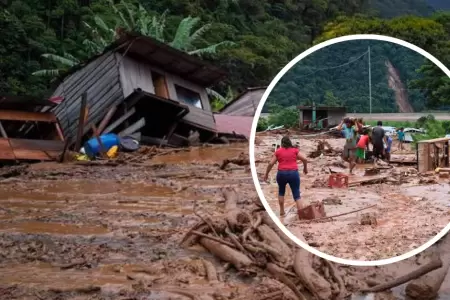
[249,34,450,267]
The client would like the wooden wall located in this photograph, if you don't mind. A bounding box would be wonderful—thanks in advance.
[118,54,216,132]
[52,52,123,140]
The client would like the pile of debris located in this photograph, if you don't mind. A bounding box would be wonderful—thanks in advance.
[181,188,450,300]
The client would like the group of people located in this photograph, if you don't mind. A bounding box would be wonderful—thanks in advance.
[262,119,406,219]
[337,118,405,173]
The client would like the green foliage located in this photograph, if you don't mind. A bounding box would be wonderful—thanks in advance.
[265,40,428,113]
[256,117,269,131]
[265,106,298,128]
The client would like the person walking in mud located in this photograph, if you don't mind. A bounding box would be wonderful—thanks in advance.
[263,136,308,218]
[397,127,405,151]
[336,118,362,174]
[371,121,387,162]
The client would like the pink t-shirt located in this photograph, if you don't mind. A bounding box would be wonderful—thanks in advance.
[275,147,299,171]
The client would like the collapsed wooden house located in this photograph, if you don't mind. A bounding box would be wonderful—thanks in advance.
[0,96,64,162]
[47,32,227,148]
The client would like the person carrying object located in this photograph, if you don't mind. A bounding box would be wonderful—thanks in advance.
[263,136,308,219]
[336,117,363,174]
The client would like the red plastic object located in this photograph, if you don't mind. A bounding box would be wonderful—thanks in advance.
[328,173,349,188]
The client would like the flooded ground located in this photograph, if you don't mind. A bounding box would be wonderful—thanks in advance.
[1,142,449,300]
[254,133,450,261]
[0,144,274,299]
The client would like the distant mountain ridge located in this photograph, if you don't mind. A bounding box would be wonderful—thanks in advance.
[426,0,450,10]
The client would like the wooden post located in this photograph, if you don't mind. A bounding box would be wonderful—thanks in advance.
[97,105,117,134]
[74,92,88,151]
[91,124,107,158]
[55,122,64,141]
[0,121,8,138]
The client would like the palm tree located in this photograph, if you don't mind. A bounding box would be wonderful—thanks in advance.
[31,53,80,77]
[33,0,235,103]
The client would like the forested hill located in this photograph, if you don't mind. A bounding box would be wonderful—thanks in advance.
[265,40,428,114]
[371,0,434,18]
[427,0,450,10]
[1,0,449,112]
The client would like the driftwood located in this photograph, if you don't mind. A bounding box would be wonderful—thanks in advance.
[361,256,443,293]
[405,234,450,299]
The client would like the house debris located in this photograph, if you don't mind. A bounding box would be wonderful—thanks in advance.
[0,95,64,162]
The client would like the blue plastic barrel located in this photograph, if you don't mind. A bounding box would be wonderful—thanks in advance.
[84,133,120,158]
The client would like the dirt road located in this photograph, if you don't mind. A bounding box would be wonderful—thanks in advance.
[254,132,450,261]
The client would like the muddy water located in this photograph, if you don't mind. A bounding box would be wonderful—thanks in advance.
[151,146,246,164]
[0,144,265,299]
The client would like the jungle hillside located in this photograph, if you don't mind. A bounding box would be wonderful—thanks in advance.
[1,0,450,114]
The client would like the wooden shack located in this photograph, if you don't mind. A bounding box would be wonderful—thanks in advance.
[220,87,266,117]
[49,32,227,146]
[417,137,450,173]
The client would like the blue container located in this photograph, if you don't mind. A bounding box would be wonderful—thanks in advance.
[84,133,120,158]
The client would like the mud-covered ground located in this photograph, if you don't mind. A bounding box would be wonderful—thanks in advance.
[254,132,450,261]
[0,142,449,300]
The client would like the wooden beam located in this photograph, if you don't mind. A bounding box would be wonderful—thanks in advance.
[55,122,64,141]
[118,117,145,137]
[102,106,136,134]
[0,110,57,122]
[74,92,88,151]
[0,121,7,138]
[97,105,118,134]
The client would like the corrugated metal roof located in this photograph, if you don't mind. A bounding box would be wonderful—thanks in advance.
[220,87,267,116]
[298,106,346,111]
[51,32,227,89]
[214,114,254,138]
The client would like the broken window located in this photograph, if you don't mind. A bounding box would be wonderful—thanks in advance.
[175,85,203,109]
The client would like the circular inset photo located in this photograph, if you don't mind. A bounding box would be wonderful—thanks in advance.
[250,34,450,265]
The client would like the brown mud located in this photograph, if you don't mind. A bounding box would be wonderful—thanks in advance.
[0,143,449,299]
[254,133,450,261]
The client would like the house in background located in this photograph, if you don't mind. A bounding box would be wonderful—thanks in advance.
[298,105,346,129]
[49,32,227,146]
[214,87,266,140]
[219,87,266,117]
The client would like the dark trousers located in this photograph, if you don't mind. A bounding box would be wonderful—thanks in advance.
[276,170,301,201]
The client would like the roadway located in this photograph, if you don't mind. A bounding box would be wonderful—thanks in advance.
[346,113,450,121]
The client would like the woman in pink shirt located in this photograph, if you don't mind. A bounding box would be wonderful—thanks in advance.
[263,136,308,218]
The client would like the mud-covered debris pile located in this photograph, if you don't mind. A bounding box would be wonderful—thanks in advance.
[182,188,363,300]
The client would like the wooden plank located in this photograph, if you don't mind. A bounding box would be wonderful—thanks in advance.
[0,139,15,160]
[55,122,64,141]
[12,149,52,161]
[118,117,145,137]
[9,139,65,151]
[348,175,388,187]
[74,92,88,151]
[129,132,141,141]
[0,110,57,122]
[0,121,7,138]
[102,107,136,134]
[418,137,450,144]
[97,105,118,134]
